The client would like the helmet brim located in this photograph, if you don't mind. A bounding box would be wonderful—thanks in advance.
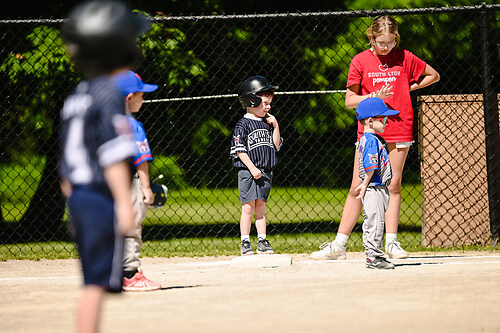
[258,84,279,93]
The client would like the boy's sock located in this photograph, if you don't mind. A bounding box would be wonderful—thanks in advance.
[386,233,397,244]
[123,269,138,279]
[241,235,250,242]
[334,233,349,247]
[257,234,266,241]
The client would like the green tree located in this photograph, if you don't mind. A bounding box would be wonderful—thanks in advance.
[0,17,209,238]
[0,25,74,237]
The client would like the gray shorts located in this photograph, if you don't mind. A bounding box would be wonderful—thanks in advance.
[238,169,273,204]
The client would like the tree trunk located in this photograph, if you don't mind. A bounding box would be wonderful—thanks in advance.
[20,119,68,242]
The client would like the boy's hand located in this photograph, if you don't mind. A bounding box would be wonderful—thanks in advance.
[60,179,73,197]
[250,167,262,179]
[355,183,367,199]
[265,113,278,128]
[143,187,154,205]
[236,152,262,179]
[115,201,135,236]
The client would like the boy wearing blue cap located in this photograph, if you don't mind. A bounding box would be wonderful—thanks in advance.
[114,70,161,290]
[355,97,399,269]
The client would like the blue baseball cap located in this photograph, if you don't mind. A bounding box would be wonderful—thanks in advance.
[356,97,400,120]
[114,70,158,96]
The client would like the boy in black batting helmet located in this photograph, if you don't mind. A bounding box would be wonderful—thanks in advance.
[59,1,150,331]
[230,76,282,255]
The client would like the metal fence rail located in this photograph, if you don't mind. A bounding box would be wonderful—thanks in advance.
[0,5,499,256]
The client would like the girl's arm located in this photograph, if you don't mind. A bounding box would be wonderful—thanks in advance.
[345,84,394,109]
[410,64,440,91]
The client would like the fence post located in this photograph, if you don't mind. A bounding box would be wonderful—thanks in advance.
[480,4,500,245]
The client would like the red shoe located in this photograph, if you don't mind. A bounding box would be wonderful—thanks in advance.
[123,271,161,291]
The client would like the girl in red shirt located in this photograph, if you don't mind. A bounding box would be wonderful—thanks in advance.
[311,15,440,260]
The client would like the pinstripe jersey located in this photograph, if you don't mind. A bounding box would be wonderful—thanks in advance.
[358,132,392,186]
[59,76,136,187]
[230,113,280,170]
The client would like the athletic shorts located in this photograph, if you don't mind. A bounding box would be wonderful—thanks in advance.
[395,141,414,148]
[237,169,273,204]
[68,186,124,292]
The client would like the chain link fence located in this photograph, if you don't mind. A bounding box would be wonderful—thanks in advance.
[1,5,499,257]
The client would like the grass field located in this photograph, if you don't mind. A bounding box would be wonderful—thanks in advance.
[144,185,422,226]
[2,181,498,261]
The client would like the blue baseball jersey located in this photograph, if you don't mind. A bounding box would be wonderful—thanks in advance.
[59,76,136,187]
[127,115,153,167]
[230,114,281,170]
[358,132,392,186]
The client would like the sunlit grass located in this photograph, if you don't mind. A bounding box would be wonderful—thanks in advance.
[145,185,421,227]
[2,184,498,261]
[2,233,499,261]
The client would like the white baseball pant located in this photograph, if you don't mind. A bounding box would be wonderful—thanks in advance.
[362,186,390,258]
[123,174,147,272]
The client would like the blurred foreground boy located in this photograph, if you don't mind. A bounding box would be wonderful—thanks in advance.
[59,1,150,331]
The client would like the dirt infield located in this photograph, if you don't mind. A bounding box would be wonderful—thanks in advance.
[1,251,500,333]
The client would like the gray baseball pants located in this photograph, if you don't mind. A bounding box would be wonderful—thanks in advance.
[123,175,146,272]
[362,186,390,258]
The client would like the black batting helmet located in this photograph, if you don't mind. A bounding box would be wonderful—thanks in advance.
[238,76,279,108]
[150,184,168,209]
[61,0,151,76]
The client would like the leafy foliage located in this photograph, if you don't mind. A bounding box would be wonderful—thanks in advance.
[0,26,75,163]
[1,26,71,81]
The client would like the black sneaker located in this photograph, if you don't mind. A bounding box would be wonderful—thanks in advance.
[257,239,274,254]
[240,240,254,256]
[366,256,395,270]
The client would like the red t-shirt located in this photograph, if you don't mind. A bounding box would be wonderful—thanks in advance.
[347,48,427,142]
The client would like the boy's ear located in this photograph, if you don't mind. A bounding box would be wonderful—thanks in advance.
[125,92,134,101]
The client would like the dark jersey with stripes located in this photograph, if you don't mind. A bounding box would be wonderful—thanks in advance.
[59,75,136,187]
[230,114,280,170]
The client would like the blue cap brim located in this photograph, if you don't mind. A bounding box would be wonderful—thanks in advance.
[355,97,401,119]
[140,83,158,93]
[380,109,400,116]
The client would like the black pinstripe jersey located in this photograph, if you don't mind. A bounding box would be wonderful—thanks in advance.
[230,114,280,170]
[59,75,136,187]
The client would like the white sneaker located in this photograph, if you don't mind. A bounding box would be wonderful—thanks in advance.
[385,240,409,259]
[310,241,346,260]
